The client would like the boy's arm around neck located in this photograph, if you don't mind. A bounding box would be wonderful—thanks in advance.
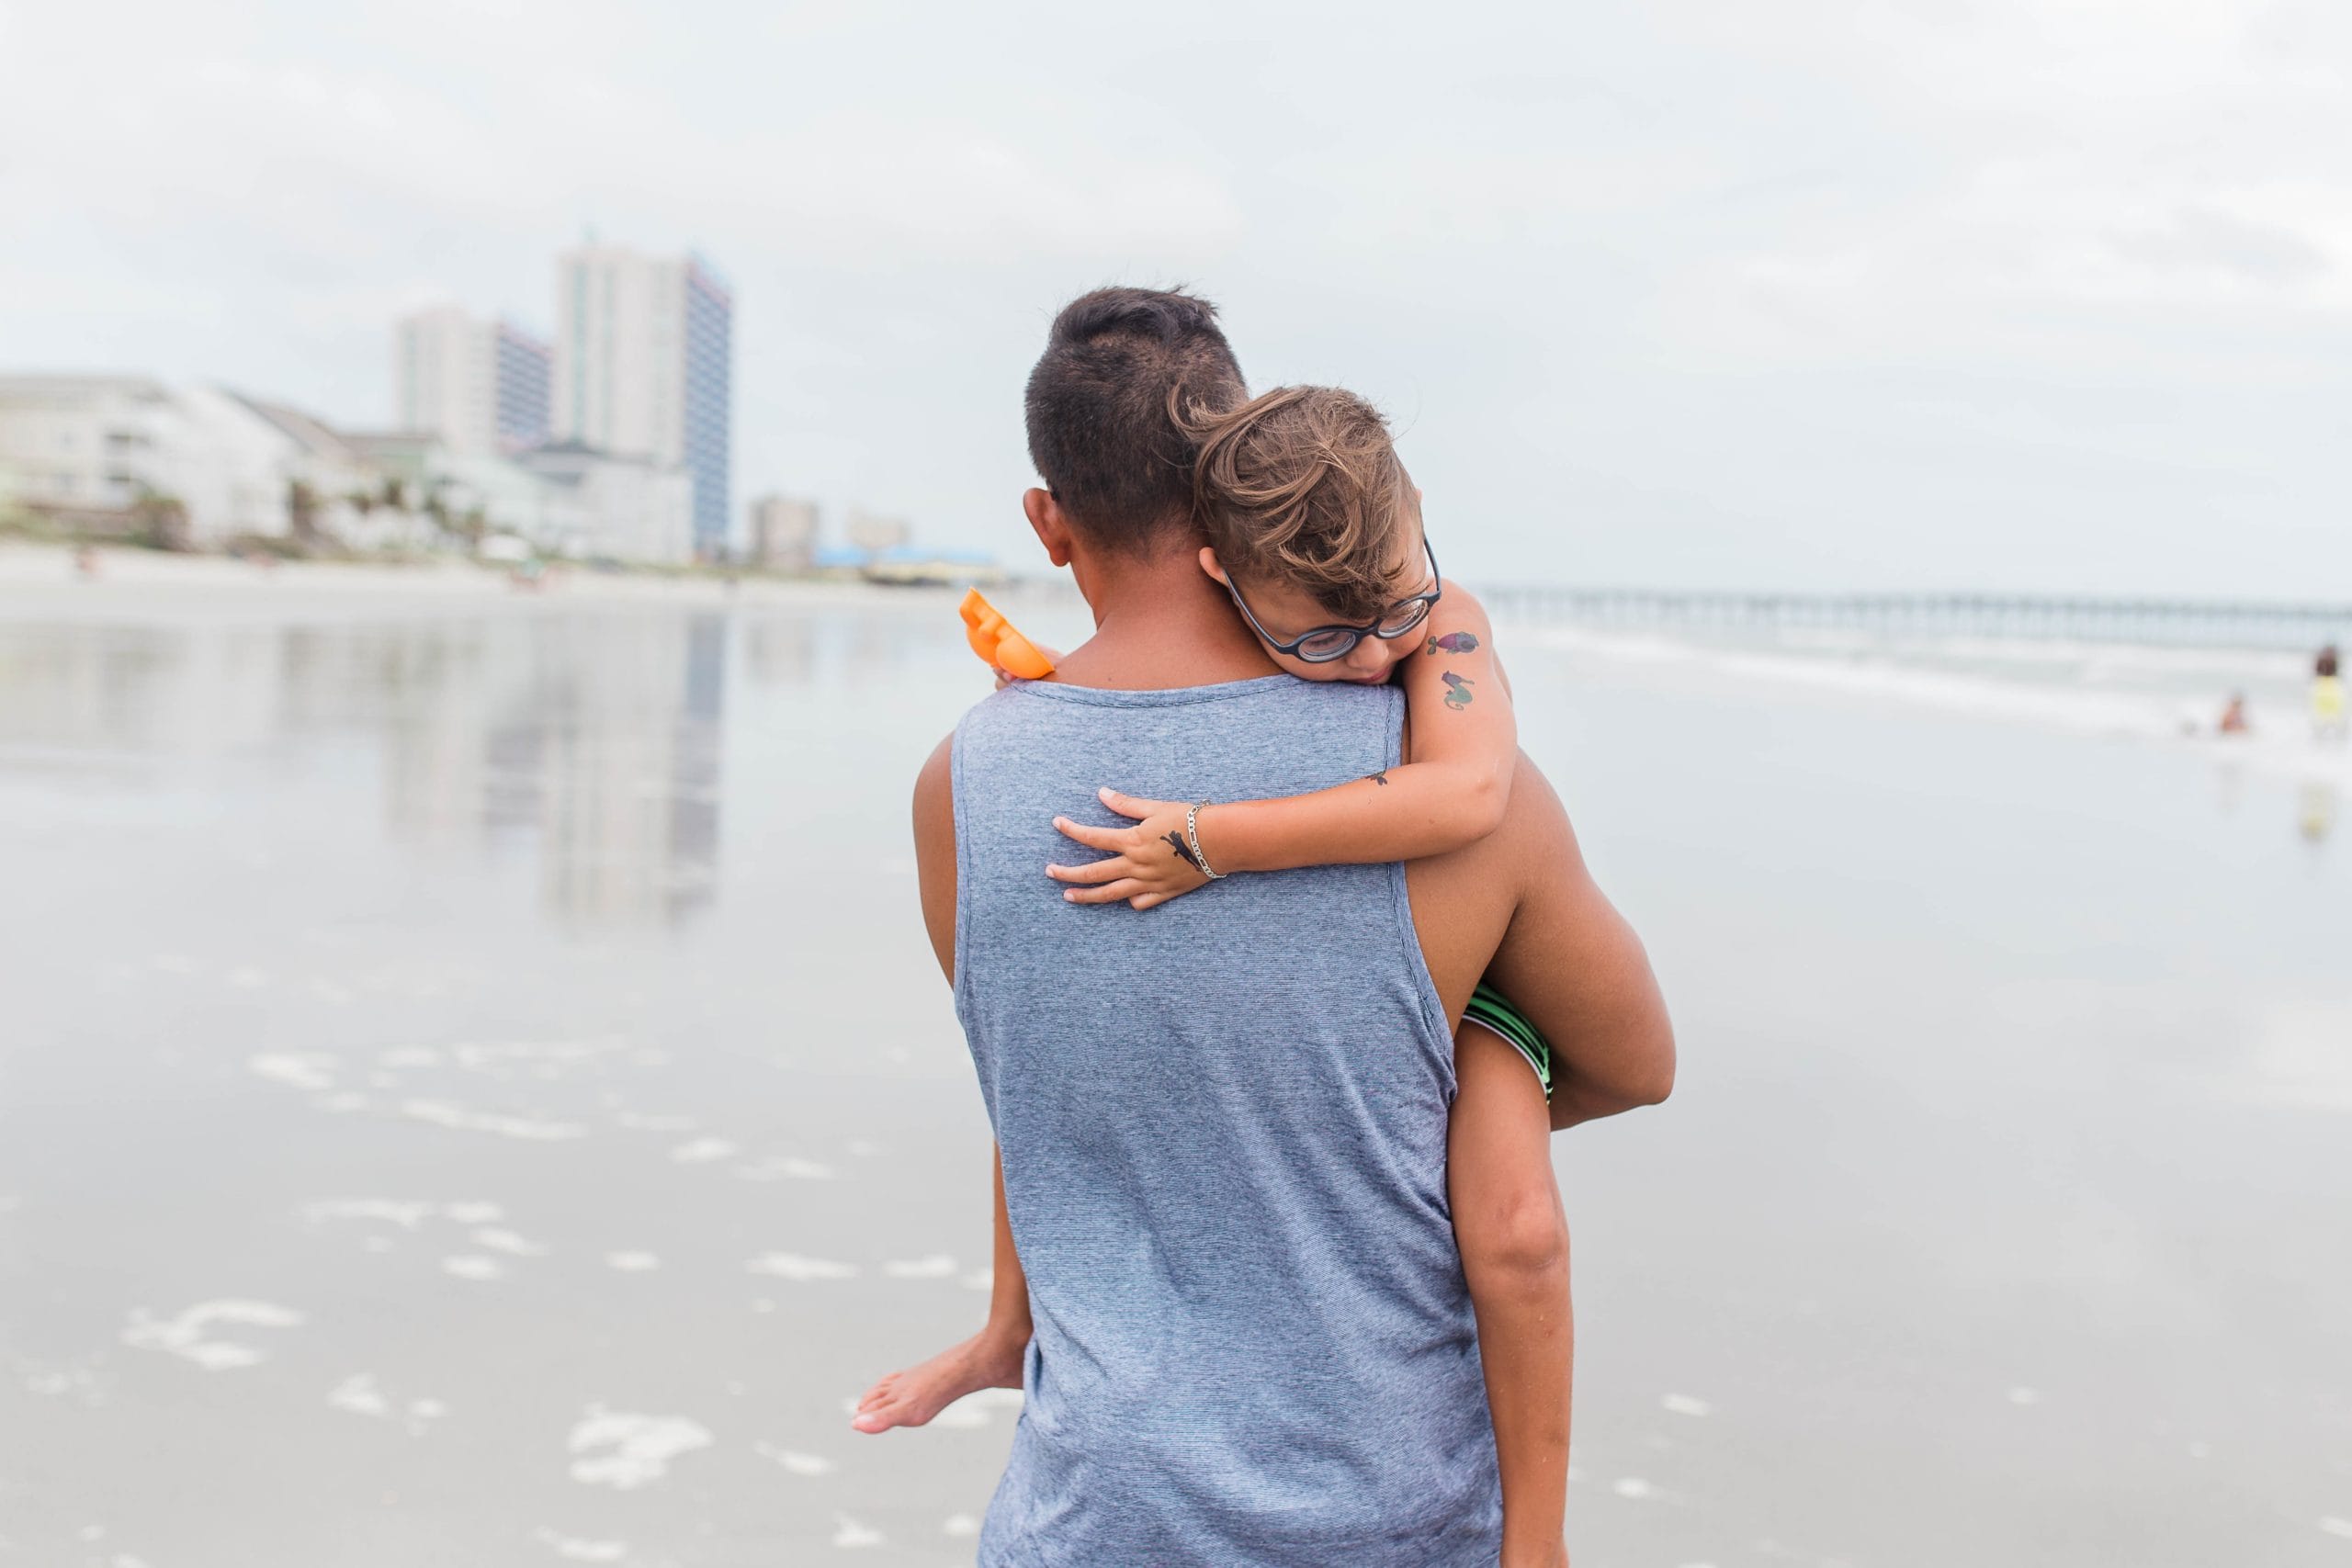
[1205,586,1515,873]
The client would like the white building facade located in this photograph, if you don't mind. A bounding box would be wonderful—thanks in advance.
[3,370,703,565]
[843,506,911,556]
[395,308,488,456]
[515,441,694,565]
[350,433,554,547]
[0,375,168,515]
[0,375,329,544]
[395,308,552,457]
[551,245,732,557]
[749,493,820,570]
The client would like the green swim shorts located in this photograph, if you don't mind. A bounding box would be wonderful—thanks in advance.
[1462,982,1554,1101]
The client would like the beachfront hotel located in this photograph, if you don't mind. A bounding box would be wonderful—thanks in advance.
[551,244,735,558]
[393,307,553,457]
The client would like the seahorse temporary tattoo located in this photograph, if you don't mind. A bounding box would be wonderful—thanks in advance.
[1426,631,1479,655]
[1441,671,1475,710]
[1364,769,1390,786]
[1161,829,1206,873]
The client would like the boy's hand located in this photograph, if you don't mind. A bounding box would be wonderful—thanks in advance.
[992,643,1064,690]
[1046,788,1211,909]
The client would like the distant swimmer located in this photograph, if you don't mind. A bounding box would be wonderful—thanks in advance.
[2218,693,2250,735]
[2315,645,2346,741]
[2301,781,2336,843]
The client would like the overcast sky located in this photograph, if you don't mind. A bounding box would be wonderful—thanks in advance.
[5,1,2347,593]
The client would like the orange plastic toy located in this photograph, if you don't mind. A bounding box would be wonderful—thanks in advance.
[960,588,1057,680]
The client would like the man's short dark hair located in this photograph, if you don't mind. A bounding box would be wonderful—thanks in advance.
[1024,286,1247,552]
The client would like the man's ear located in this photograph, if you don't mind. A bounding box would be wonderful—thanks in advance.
[1196,546,1230,587]
[1023,489,1075,569]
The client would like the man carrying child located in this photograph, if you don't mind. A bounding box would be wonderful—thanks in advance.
[865,287,1675,1565]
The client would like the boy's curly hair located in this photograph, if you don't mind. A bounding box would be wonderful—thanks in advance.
[1181,385,1420,622]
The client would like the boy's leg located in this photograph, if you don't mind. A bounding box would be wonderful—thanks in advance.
[1451,1023,1573,1568]
[853,1146,1033,1434]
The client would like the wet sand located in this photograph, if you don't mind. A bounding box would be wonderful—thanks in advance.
[1,553,2346,1565]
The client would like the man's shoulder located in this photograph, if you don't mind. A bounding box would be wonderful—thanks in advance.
[950,680,1049,746]
[941,684,1055,807]
[911,677,1079,839]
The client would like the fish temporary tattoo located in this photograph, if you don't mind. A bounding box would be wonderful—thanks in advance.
[1441,671,1475,710]
[1364,769,1390,786]
[1162,829,1206,874]
[1425,631,1479,655]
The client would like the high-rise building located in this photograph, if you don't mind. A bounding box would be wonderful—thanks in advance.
[394,307,550,456]
[394,307,484,452]
[749,494,820,570]
[493,322,553,453]
[550,245,733,558]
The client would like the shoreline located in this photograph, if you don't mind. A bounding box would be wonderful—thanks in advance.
[8,541,2336,795]
[0,542,1054,613]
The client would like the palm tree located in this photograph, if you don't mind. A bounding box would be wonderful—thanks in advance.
[131,484,191,552]
[286,479,322,545]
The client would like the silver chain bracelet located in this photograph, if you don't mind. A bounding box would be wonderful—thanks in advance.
[1184,801,1225,880]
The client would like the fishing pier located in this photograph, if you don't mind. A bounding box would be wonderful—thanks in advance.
[1480,589,2351,649]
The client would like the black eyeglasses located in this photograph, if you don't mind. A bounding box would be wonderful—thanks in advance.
[1223,539,1442,663]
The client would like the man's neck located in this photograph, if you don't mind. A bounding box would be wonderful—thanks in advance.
[1050,545,1280,692]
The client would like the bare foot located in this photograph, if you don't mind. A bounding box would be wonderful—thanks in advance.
[852,1330,1024,1434]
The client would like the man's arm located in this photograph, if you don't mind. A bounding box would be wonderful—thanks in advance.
[1484,760,1675,1131]
[849,738,1030,1435]
[1408,753,1675,1133]
[911,731,1037,1341]
[913,733,957,981]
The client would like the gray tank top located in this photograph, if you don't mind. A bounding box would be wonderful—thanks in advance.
[952,673,1501,1566]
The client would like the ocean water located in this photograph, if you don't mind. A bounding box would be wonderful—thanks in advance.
[0,565,2346,1566]
[1520,618,2343,793]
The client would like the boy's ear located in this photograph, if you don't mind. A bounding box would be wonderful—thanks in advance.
[1023,489,1074,569]
[1196,546,1229,587]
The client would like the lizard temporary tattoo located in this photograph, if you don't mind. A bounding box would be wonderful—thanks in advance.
[1441,670,1475,710]
[1426,631,1479,655]
[1162,829,1206,874]
[1364,769,1390,786]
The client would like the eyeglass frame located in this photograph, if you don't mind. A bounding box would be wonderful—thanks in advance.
[1220,538,1443,664]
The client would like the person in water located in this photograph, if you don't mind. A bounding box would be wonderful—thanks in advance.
[2314,645,2346,741]
[853,287,1673,1566]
